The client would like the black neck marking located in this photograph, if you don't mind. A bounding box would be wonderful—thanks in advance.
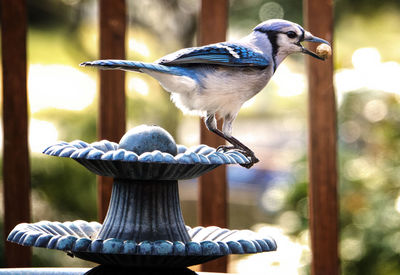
[263,30,279,72]
[255,29,286,72]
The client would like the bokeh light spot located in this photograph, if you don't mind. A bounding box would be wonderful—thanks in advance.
[128,76,149,96]
[340,120,361,143]
[128,38,150,57]
[29,119,58,153]
[344,157,375,181]
[363,99,387,122]
[341,237,364,261]
[261,185,287,213]
[352,48,381,70]
[259,2,284,21]
[28,64,96,113]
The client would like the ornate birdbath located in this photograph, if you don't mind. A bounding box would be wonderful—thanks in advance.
[7,125,277,270]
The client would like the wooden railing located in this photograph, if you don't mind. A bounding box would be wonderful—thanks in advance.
[197,0,229,272]
[1,0,338,274]
[304,1,338,274]
[1,0,31,267]
[97,0,127,222]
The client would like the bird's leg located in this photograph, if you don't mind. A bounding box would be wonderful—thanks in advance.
[221,118,259,168]
[216,114,236,153]
[204,114,259,168]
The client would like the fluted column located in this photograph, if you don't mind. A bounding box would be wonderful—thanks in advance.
[98,179,190,243]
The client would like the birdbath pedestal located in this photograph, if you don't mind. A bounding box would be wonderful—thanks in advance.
[7,125,277,270]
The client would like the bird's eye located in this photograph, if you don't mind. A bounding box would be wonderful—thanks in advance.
[286,31,297,39]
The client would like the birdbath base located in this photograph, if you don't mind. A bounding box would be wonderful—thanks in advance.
[7,125,277,268]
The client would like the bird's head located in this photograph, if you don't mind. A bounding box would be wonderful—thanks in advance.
[253,19,330,62]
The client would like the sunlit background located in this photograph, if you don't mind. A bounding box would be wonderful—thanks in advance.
[0,0,400,274]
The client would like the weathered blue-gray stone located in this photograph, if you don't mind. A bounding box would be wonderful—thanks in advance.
[7,125,277,269]
[119,125,178,156]
[8,220,277,267]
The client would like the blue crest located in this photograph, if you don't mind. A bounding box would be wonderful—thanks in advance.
[254,19,301,33]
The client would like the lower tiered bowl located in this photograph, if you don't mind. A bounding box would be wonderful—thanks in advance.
[8,220,277,267]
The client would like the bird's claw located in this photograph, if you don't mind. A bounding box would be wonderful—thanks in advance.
[240,152,259,169]
[216,146,259,169]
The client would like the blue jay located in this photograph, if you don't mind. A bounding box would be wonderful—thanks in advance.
[81,19,330,168]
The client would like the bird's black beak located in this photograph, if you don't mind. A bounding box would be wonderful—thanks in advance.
[299,34,330,60]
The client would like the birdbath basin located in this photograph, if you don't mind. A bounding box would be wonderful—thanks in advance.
[8,125,277,268]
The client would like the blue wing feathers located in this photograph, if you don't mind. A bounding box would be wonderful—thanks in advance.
[158,43,269,67]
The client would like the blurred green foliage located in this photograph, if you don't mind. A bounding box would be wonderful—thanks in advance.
[283,90,400,274]
[31,157,97,221]
[338,91,400,274]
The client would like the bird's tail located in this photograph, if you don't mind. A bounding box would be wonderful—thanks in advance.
[80,59,179,75]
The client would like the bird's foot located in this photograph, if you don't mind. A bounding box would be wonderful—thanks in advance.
[216,145,235,152]
[217,146,259,169]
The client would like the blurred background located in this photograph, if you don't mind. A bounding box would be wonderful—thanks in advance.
[1,0,400,274]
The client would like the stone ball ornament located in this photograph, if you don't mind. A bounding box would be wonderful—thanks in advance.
[119,125,178,156]
[7,125,277,268]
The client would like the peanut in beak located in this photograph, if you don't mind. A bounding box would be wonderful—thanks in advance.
[316,44,332,60]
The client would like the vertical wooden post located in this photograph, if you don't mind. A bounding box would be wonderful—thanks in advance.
[98,0,126,222]
[198,0,229,272]
[1,0,32,267]
[304,0,339,274]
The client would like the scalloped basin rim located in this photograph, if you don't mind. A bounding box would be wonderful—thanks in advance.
[8,221,277,257]
[42,141,251,180]
[43,140,251,165]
